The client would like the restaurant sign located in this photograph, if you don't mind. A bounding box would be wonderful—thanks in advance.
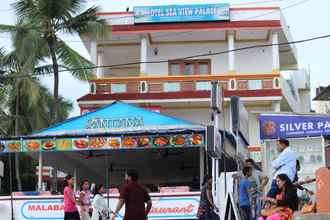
[260,114,330,140]
[134,3,230,23]
[0,195,199,220]
[86,117,144,129]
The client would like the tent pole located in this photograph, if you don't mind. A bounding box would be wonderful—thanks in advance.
[9,153,14,220]
[38,152,43,192]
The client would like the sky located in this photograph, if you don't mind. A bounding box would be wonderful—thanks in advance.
[0,0,329,116]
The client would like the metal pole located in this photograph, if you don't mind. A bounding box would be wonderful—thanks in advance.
[37,152,43,192]
[214,86,220,204]
[9,153,14,220]
[199,147,205,188]
[212,158,216,198]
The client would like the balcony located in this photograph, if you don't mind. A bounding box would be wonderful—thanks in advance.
[77,73,283,105]
[91,73,280,94]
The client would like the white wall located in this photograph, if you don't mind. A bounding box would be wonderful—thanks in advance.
[235,41,273,73]
[299,90,311,113]
[146,43,229,75]
[145,41,273,75]
[162,108,212,125]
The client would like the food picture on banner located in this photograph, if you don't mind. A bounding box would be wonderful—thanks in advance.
[7,141,21,152]
[190,134,203,145]
[170,135,186,146]
[25,140,41,152]
[138,136,152,148]
[73,138,89,149]
[42,140,57,151]
[57,139,73,151]
[153,136,169,148]
[89,137,106,149]
[108,137,121,149]
[122,136,137,148]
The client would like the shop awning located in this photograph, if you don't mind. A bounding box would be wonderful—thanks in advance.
[0,101,205,153]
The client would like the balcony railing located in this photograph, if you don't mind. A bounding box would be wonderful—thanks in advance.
[90,73,281,95]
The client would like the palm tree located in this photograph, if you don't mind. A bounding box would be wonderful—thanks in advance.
[0,61,73,193]
[1,0,106,123]
[0,22,73,192]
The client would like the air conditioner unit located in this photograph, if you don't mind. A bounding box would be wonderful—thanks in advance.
[140,81,148,93]
[90,82,96,94]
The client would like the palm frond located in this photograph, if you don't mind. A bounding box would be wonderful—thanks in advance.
[56,40,95,81]
[11,0,39,21]
[57,6,107,39]
[0,51,19,71]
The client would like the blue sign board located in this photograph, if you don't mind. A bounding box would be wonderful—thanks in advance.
[133,3,230,24]
[260,114,330,140]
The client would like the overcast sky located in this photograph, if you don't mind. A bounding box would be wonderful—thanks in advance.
[0,0,329,116]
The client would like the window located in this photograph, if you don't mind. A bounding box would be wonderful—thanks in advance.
[170,63,181,75]
[184,63,194,75]
[164,82,180,92]
[199,62,209,75]
[169,59,210,75]
[196,81,211,91]
[111,84,127,93]
[248,80,262,90]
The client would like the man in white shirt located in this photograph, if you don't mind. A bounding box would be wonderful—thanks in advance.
[267,139,297,198]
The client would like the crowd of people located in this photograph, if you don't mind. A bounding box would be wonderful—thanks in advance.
[61,138,314,220]
[234,138,315,220]
[63,169,152,220]
[196,138,311,220]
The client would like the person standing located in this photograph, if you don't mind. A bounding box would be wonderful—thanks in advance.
[245,159,269,219]
[64,175,80,220]
[112,169,152,220]
[79,180,91,220]
[267,139,296,198]
[91,184,112,220]
[239,166,253,220]
[197,175,219,220]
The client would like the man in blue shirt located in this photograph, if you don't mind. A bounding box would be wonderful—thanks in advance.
[239,166,253,220]
[267,138,297,198]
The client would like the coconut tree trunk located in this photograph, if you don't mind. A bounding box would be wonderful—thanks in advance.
[47,37,59,124]
[14,79,22,192]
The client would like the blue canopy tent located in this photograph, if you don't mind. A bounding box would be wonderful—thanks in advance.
[0,101,206,193]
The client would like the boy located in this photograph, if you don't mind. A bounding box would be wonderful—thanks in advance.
[239,166,253,220]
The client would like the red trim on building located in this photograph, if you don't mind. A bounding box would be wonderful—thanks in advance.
[111,20,281,34]
[77,89,282,102]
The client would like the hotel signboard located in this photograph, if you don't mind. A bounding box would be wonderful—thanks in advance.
[134,3,230,23]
